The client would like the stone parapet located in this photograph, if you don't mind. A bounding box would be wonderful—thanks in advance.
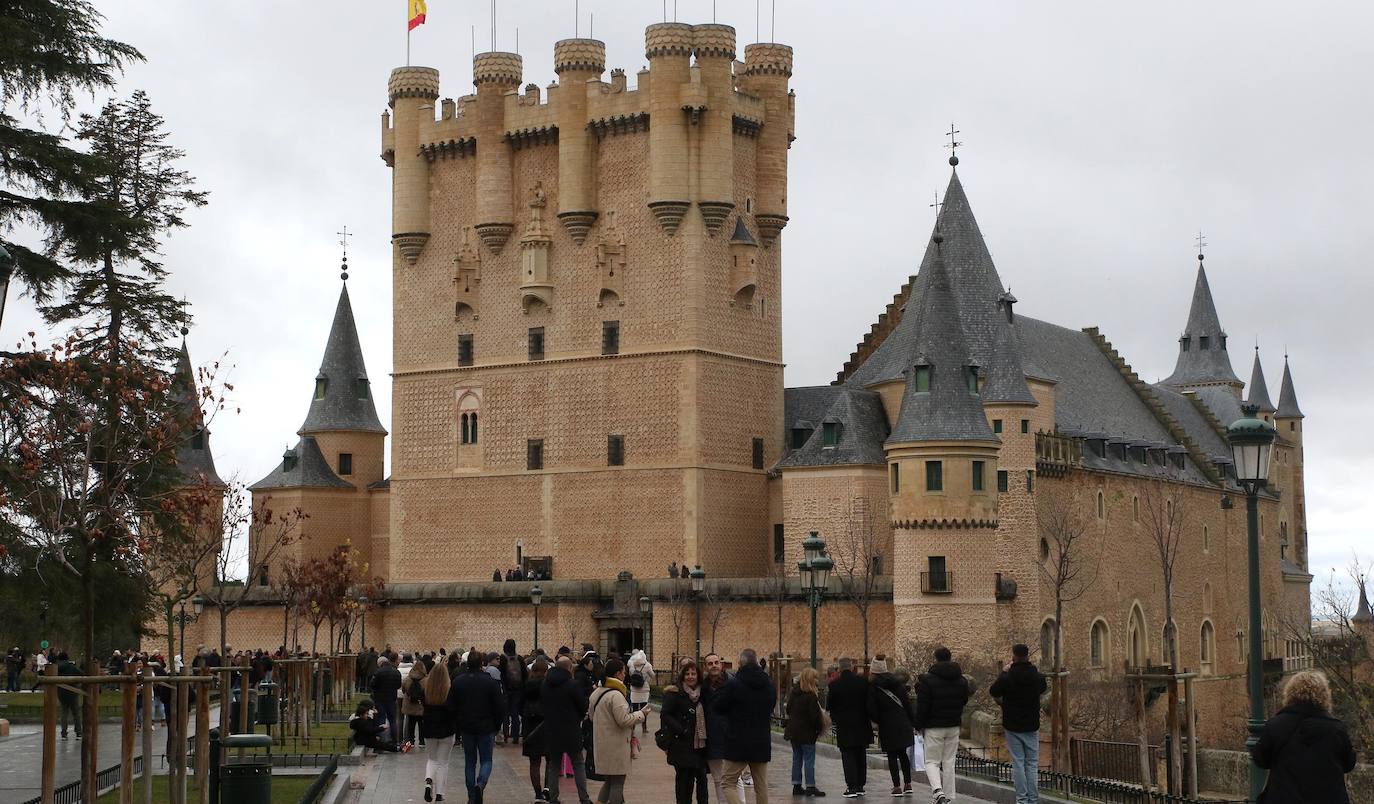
[554,38,606,75]
[473,51,522,86]
[742,43,794,77]
[388,66,440,104]
[645,22,694,58]
[691,24,736,59]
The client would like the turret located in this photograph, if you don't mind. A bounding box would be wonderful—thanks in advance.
[739,42,793,245]
[692,24,736,236]
[473,51,522,254]
[387,66,441,264]
[171,336,224,490]
[1275,356,1304,436]
[645,23,694,234]
[1247,348,1276,422]
[728,216,759,306]
[553,38,605,245]
[1160,252,1242,393]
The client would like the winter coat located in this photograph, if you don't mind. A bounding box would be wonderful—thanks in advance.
[502,652,527,692]
[709,662,776,763]
[701,673,732,760]
[521,674,546,758]
[914,660,972,730]
[826,670,874,749]
[1252,702,1356,804]
[626,650,653,704]
[784,688,824,745]
[419,699,455,740]
[540,665,589,756]
[370,664,402,704]
[56,659,82,705]
[447,668,505,735]
[660,685,706,768]
[867,673,916,752]
[349,713,391,749]
[401,664,427,716]
[590,679,643,777]
[989,661,1047,734]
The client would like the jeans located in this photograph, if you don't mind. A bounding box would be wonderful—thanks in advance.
[790,742,816,787]
[924,726,961,801]
[424,737,454,798]
[60,697,82,737]
[595,774,626,804]
[462,731,496,795]
[839,746,868,792]
[675,765,709,804]
[546,750,591,803]
[506,687,523,740]
[375,698,399,745]
[6,668,19,692]
[1005,730,1040,804]
[721,760,768,804]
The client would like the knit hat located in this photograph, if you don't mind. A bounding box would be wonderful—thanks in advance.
[869,657,889,674]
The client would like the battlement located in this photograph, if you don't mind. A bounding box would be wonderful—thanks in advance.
[742,43,793,77]
[553,38,606,74]
[473,51,522,86]
[691,24,737,60]
[644,22,695,58]
[388,66,440,104]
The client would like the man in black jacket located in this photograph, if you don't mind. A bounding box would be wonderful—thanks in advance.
[914,647,972,804]
[989,644,1047,804]
[449,650,506,804]
[541,656,592,804]
[710,648,776,804]
[56,652,82,739]
[827,657,873,798]
[370,655,404,745]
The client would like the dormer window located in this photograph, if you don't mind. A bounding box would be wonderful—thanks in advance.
[913,364,932,392]
[355,378,369,399]
[822,421,839,446]
[1199,336,1210,350]
[966,365,980,393]
[314,377,327,399]
[191,432,204,450]
[1220,334,1228,349]
[283,452,298,472]
[1181,336,1191,352]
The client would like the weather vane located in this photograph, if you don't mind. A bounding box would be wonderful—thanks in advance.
[1195,230,1207,260]
[338,225,352,281]
[944,122,962,166]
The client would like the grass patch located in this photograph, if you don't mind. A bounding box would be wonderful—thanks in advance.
[0,690,127,706]
[95,774,319,804]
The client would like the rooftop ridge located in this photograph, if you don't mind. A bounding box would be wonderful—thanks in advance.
[835,274,917,384]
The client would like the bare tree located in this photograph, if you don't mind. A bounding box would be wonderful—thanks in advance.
[207,485,306,659]
[665,577,688,664]
[1038,494,1101,671]
[705,585,730,654]
[1141,480,1188,794]
[761,557,789,661]
[832,502,883,661]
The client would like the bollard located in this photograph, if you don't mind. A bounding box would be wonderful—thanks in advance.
[208,728,221,804]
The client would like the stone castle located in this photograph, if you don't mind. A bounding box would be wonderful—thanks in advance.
[180,21,1315,742]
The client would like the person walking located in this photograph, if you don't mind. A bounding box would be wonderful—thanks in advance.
[662,660,710,804]
[827,657,873,798]
[350,698,407,754]
[542,655,592,804]
[371,655,404,745]
[403,658,429,748]
[503,639,528,744]
[420,656,455,802]
[709,648,775,804]
[449,648,506,804]
[523,657,551,802]
[989,644,1047,804]
[700,654,744,804]
[867,657,916,796]
[589,657,647,804]
[914,647,973,804]
[55,652,83,739]
[5,648,23,692]
[784,666,827,798]
[1252,670,1356,804]
[626,649,654,737]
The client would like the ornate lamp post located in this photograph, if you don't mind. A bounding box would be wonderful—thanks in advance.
[175,591,205,666]
[0,243,14,330]
[1228,404,1276,803]
[798,533,833,669]
[638,595,652,659]
[689,566,706,662]
[358,595,369,653]
[530,585,543,653]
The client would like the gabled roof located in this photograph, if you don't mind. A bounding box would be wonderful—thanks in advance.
[299,284,387,435]
[172,339,224,488]
[1160,259,1241,388]
[250,436,354,491]
[1277,357,1304,419]
[780,386,889,468]
[1247,350,1275,413]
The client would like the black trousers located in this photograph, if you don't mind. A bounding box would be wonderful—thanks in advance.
[840,746,868,791]
[674,766,709,804]
[887,749,912,787]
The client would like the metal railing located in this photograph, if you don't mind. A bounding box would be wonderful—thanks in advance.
[1071,737,1164,786]
[920,571,953,594]
[955,750,1246,804]
[295,754,340,804]
[21,755,145,804]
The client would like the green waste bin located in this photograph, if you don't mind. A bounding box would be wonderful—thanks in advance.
[219,734,272,804]
[229,688,257,733]
[255,681,279,726]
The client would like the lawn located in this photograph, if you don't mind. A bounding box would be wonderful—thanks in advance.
[95,774,321,804]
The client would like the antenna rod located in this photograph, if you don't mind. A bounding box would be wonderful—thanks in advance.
[575,0,579,37]
[756,0,760,42]
[771,0,776,41]
[590,13,594,38]
[491,0,496,52]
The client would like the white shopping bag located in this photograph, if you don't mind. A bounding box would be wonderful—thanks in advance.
[909,731,925,770]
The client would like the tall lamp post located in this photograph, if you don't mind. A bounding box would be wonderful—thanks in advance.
[1227,404,1276,804]
[798,532,833,669]
[530,585,543,653]
[689,566,706,662]
[638,595,652,660]
[358,595,369,653]
[174,592,205,665]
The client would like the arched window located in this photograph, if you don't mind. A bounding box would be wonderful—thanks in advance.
[1090,620,1109,668]
[1040,619,1057,669]
[1097,491,1105,519]
[1200,621,1215,675]
[457,391,481,446]
[1128,605,1148,668]
[460,413,470,444]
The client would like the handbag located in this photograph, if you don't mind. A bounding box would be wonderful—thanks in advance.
[908,731,925,769]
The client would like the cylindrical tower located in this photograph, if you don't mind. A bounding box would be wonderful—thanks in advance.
[473,52,522,254]
[740,43,793,245]
[387,66,440,264]
[645,22,694,234]
[692,24,736,236]
[553,38,606,245]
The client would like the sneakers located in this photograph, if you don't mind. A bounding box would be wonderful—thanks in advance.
[891,788,902,797]
[805,788,827,798]
[401,741,414,753]
[902,784,912,796]
[934,795,951,804]
[842,792,861,799]
[425,777,434,802]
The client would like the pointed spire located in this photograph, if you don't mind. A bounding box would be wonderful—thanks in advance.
[1354,577,1374,625]
[1247,348,1275,413]
[1276,356,1304,419]
[172,338,224,487]
[298,283,387,435]
[982,301,1037,405]
[729,216,757,246]
[1161,254,1241,388]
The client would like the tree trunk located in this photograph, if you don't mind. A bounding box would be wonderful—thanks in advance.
[165,601,177,671]
[220,602,229,663]
[862,609,870,663]
[81,536,96,803]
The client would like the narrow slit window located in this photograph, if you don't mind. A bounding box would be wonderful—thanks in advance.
[972,460,985,491]
[527,439,544,470]
[607,434,625,466]
[602,320,620,355]
[751,437,765,470]
[993,419,1003,434]
[772,524,784,563]
[528,327,545,361]
[925,460,943,492]
[891,463,900,493]
[314,377,327,400]
[458,334,474,366]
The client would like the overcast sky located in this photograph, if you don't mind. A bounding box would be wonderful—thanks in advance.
[4,1,1370,592]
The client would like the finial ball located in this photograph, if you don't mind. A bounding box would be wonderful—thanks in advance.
[932,232,944,245]
[341,271,349,281]
[1198,253,1205,262]
[948,155,959,167]
[180,325,188,336]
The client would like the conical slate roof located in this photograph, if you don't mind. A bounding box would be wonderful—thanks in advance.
[729,216,757,245]
[1247,350,1275,413]
[172,339,224,487]
[1276,358,1304,419]
[1161,259,1241,388]
[299,284,386,435]
[886,238,998,445]
[1355,579,1374,625]
[981,299,1037,405]
[250,436,353,491]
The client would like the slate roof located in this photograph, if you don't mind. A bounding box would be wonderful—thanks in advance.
[1149,384,1232,463]
[1247,350,1275,413]
[780,386,889,468]
[1188,385,1244,429]
[729,216,757,245]
[299,284,387,435]
[1355,581,1374,624]
[1160,260,1242,388]
[1277,358,1304,418]
[172,339,224,487]
[981,305,1037,405]
[250,436,354,491]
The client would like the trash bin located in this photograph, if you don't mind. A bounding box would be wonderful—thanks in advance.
[229,687,257,733]
[255,681,278,726]
[219,734,272,804]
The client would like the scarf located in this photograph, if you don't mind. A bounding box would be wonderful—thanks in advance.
[684,684,706,750]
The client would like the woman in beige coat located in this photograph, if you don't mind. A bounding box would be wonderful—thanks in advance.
[400,658,428,747]
[589,657,647,804]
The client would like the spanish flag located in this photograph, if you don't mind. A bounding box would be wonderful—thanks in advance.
[408,0,427,31]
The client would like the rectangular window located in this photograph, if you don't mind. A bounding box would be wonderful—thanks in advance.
[790,427,808,449]
[1021,419,1030,434]
[993,419,1003,434]
[751,437,765,470]
[338,453,353,475]
[314,378,327,399]
[607,434,625,466]
[527,439,544,470]
[602,320,620,355]
[925,460,943,492]
[1181,337,1191,352]
[1199,336,1210,350]
[355,378,369,399]
[822,421,838,446]
[528,327,545,361]
[1026,469,1035,493]
[772,524,785,564]
[871,555,883,576]
[458,334,474,366]
[914,365,931,392]
[972,460,985,491]
[891,463,900,494]
[926,555,949,593]
[997,470,1009,492]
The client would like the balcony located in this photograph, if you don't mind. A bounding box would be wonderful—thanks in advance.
[920,571,953,594]
[1035,431,1083,477]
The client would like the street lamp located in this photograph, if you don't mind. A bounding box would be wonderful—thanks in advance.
[638,595,652,660]
[174,590,204,667]
[798,535,834,668]
[1227,403,1276,804]
[689,566,706,662]
[358,595,369,654]
[0,243,14,331]
[530,585,543,653]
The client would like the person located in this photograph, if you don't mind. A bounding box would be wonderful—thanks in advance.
[55,652,83,739]
[402,657,429,748]
[363,647,380,692]
[523,657,551,802]
[351,698,406,753]
[575,647,602,697]
[626,649,653,737]
[710,648,775,804]
[669,562,680,579]
[6,648,24,692]
[589,657,647,804]
[827,657,873,798]
[1252,670,1356,804]
[503,639,528,744]
[420,654,455,803]
[914,647,972,804]
[371,655,404,745]
[867,657,916,797]
[701,653,744,804]
[449,648,506,804]
[662,660,710,804]
[542,655,592,804]
[989,644,1047,804]
[784,666,827,798]
[493,568,503,582]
